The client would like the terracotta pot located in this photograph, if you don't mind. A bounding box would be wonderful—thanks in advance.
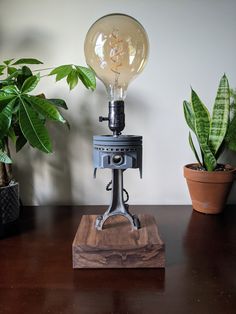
[184,164,236,214]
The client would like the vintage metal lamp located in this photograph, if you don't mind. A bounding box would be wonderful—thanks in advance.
[72,14,165,268]
[84,13,148,230]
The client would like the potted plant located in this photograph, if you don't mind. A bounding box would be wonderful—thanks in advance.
[183,74,236,214]
[0,57,96,226]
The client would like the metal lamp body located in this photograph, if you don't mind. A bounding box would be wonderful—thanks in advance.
[93,135,142,230]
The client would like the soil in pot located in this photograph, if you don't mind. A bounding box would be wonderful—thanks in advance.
[184,164,236,214]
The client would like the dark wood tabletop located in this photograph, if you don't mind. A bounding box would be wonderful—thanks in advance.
[0,205,236,314]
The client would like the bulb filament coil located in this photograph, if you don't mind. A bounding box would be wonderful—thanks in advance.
[109,29,124,76]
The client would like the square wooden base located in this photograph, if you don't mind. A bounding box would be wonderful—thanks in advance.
[72,214,165,268]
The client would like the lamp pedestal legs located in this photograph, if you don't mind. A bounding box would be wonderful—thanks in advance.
[95,169,140,231]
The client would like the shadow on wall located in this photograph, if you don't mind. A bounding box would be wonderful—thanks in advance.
[14,90,108,206]
[0,23,53,58]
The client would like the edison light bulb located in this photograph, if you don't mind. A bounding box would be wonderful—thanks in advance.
[84,13,149,101]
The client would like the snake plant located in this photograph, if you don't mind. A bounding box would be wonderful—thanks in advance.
[183,74,236,171]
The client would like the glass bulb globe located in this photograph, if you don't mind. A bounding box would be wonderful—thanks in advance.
[84,13,149,101]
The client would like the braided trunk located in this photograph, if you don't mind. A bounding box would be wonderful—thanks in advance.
[0,139,13,188]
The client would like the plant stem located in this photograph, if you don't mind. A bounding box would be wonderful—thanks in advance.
[0,139,12,187]
[33,67,54,72]
[5,138,13,183]
[0,163,8,187]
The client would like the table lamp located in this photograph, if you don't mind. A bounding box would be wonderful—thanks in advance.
[84,13,148,230]
[72,14,165,268]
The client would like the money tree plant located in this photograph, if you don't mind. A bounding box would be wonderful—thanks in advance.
[183,74,236,171]
[0,58,96,187]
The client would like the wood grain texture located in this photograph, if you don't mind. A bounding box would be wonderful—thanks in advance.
[72,214,165,268]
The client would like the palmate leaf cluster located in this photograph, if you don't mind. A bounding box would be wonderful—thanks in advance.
[0,58,96,164]
[183,74,236,171]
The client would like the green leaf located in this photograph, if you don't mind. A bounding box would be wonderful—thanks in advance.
[48,98,68,110]
[191,89,210,145]
[191,89,216,171]
[21,74,40,93]
[67,69,78,90]
[0,100,14,139]
[0,150,12,163]
[16,65,33,89]
[1,85,18,95]
[188,132,202,166]
[76,66,96,90]
[201,143,217,171]
[183,100,195,133]
[16,133,27,152]
[49,65,72,81]
[225,114,236,151]
[0,65,6,75]
[13,58,43,65]
[208,74,230,156]
[0,95,16,112]
[7,66,18,75]
[19,98,52,153]
[25,95,66,123]
[3,59,14,66]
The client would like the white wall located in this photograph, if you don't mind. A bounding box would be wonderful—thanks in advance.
[1,0,236,205]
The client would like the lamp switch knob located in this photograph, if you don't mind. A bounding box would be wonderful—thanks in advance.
[99,116,109,122]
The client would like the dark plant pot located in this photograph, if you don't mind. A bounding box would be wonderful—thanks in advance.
[0,181,20,225]
[184,164,236,214]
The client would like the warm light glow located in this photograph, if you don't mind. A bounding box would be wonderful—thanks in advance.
[84,13,149,101]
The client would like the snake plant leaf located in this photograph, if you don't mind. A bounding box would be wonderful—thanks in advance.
[21,74,40,93]
[13,58,43,65]
[191,89,210,145]
[76,66,96,91]
[188,132,202,165]
[67,69,78,90]
[230,88,236,114]
[208,74,230,155]
[49,65,73,82]
[19,98,52,153]
[191,89,216,171]
[201,143,217,171]
[25,95,66,123]
[0,100,14,139]
[0,150,12,163]
[225,114,236,151]
[183,101,195,133]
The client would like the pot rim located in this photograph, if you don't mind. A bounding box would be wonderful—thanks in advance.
[0,180,19,191]
[184,163,236,183]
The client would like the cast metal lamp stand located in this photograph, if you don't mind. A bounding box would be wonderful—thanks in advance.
[93,99,142,230]
[72,14,165,268]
